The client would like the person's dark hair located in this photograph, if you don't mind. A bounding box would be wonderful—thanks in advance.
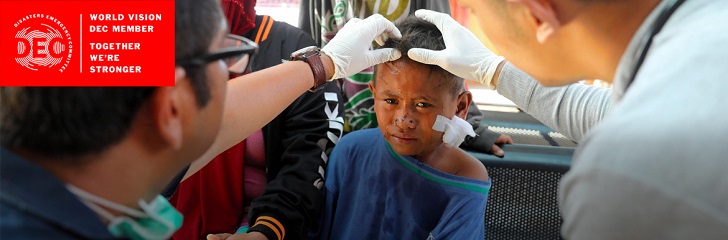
[1,87,155,159]
[0,0,223,160]
[176,0,224,107]
[375,16,465,96]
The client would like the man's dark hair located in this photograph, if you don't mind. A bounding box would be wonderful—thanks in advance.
[375,16,465,96]
[0,0,223,160]
[176,0,224,107]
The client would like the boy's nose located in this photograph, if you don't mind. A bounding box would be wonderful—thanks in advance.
[394,114,417,129]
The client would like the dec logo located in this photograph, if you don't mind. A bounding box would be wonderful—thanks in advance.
[13,14,73,72]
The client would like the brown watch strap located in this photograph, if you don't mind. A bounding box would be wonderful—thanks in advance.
[305,51,327,92]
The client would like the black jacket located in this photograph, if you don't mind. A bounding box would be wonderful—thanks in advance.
[243,15,343,240]
[163,15,342,240]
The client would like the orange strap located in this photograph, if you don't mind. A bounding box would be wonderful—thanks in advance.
[255,221,281,240]
[260,17,274,42]
[254,16,274,44]
[253,216,285,240]
[254,16,269,43]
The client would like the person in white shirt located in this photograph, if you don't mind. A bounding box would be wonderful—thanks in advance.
[406,0,728,238]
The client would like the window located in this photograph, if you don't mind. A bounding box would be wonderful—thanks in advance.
[255,0,301,27]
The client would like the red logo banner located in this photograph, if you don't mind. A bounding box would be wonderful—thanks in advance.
[0,0,174,86]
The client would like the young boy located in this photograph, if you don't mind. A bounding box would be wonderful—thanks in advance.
[317,16,490,240]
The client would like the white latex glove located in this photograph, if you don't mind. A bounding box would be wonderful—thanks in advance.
[321,14,402,80]
[407,10,505,90]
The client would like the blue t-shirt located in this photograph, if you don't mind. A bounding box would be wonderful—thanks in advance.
[318,128,490,240]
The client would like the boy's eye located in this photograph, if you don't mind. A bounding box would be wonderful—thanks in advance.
[416,102,432,108]
[384,99,398,104]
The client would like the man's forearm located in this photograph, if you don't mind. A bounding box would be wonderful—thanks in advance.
[495,62,612,142]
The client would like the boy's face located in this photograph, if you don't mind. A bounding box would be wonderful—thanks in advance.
[370,59,470,157]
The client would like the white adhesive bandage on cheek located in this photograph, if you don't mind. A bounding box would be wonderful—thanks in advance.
[432,115,476,147]
[433,115,449,132]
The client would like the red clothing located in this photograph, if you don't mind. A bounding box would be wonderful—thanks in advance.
[170,141,247,239]
[221,0,257,36]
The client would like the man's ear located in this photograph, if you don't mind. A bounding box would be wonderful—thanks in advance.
[149,69,186,150]
[510,0,561,43]
[455,91,473,119]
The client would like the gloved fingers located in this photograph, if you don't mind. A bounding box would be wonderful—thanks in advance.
[364,15,393,46]
[322,14,402,80]
[414,9,459,34]
[375,33,388,46]
[407,48,443,66]
[367,48,402,65]
[345,17,362,26]
[363,14,402,41]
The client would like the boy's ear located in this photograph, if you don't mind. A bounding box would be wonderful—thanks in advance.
[509,0,561,43]
[455,91,473,119]
[368,81,377,98]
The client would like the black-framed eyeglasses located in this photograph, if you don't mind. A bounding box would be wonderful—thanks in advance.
[176,34,258,75]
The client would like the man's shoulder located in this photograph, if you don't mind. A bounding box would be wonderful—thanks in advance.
[643,0,728,83]
[0,149,114,239]
[0,201,80,239]
[0,191,112,239]
[562,127,728,238]
[666,0,728,37]
[563,111,728,237]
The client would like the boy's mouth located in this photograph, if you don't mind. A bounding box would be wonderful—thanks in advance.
[390,133,417,144]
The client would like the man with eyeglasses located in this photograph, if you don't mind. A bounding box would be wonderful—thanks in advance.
[165,1,346,239]
[0,0,400,239]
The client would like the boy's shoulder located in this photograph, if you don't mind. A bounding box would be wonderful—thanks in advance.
[442,147,489,182]
[332,129,384,159]
[339,128,381,146]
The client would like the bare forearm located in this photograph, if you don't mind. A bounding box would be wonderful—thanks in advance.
[222,61,314,143]
[185,58,328,179]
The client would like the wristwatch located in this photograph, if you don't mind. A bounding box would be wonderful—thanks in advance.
[290,46,327,92]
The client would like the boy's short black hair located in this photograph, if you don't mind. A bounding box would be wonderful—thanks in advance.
[375,16,465,96]
[0,0,223,160]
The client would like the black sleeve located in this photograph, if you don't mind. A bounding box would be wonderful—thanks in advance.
[461,101,501,153]
[247,22,344,240]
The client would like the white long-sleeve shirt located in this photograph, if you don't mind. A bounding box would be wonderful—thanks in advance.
[496,0,728,238]
[497,63,612,142]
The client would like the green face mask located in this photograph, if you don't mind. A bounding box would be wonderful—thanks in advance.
[67,185,183,240]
